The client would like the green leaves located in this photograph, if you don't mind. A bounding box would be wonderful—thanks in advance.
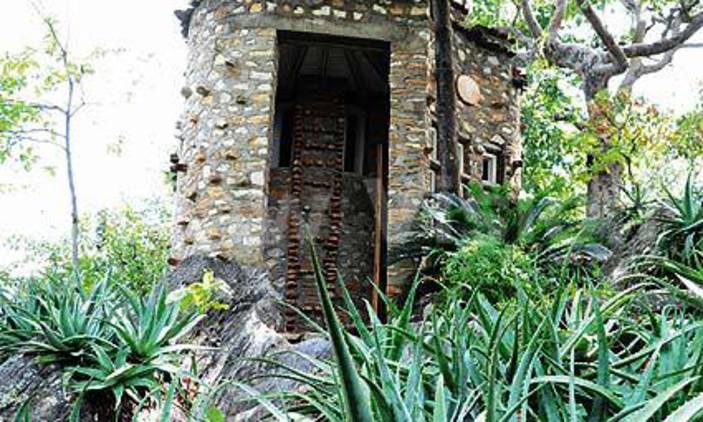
[657,172,703,267]
[111,283,202,360]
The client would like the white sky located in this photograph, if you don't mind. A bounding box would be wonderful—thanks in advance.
[0,0,188,265]
[0,0,701,266]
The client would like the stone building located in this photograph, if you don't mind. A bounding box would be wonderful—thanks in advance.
[172,0,524,331]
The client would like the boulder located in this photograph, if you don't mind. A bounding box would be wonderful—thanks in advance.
[166,255,330,418]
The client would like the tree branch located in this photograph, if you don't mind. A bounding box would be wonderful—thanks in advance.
[3,134,67,151]
[619,15,685,89]
[576,0,629,73]
[0,99,66,114]
[1,128,66,139]
[521,0,543,37]
[548,0,569,37]
[623,11,703,57]
[621,0,647,43]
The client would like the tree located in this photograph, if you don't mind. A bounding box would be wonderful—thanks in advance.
[5,204,171,294]
[0,14,93,275]
[522,63,703,206]
[471,0,703,218]
[432,0,461,194]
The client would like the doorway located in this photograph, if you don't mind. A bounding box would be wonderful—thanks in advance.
[270,31,390,331]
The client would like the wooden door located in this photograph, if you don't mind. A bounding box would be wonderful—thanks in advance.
[284,97,346,332]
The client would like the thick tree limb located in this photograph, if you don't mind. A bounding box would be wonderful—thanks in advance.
[620,15,684,89]
[576,0,629,73]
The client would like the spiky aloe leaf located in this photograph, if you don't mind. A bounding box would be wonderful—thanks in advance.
[622,377,700,422]
[308,238,373,422]
[663,393,703,421]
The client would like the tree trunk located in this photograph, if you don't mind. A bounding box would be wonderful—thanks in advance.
[432,0,460,194]
[64,80,80,276]
[583,77,622,220]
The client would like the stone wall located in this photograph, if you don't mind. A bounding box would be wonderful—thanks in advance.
[172,0,431,282]
[172,0,523,304]
[265,168,375,328]
[426,25,523,195]
[172,12,277,266]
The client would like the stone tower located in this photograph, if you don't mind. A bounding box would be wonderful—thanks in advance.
[172,0,524,331]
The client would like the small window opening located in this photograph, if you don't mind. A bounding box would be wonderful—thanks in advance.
[482,153,498,185]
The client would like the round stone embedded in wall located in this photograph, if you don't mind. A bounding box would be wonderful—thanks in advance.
[456,75,482,106]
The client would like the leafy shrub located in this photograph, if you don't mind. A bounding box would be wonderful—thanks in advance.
[4,205,170,294]
[393,185,609,284]
[444,234,539,302]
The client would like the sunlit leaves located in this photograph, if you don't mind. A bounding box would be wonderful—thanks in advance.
[521,64,587,199]
[0,52,41,167]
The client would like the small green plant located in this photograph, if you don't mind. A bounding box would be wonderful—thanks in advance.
[169,270,232,314]
[66,285,201,414]
[111,284,202,361]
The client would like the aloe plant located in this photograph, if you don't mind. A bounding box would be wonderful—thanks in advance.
[242,248,703,421]
[110,284,203,361]
[1,275,203,419]
[658,172,703,266]
[0,277,114,363]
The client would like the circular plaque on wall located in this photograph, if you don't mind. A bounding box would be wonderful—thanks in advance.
[456,75,482,106]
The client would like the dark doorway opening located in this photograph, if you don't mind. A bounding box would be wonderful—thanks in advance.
[270,31,390,331]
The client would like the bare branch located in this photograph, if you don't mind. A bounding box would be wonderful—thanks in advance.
[619,14,686,89]
[3,134,67,151]
[1,128,66,139]
[623,11,703,57]
[621,0,647,43]
[69,100,87,118]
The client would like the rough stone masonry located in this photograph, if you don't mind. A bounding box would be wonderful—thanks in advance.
[171,0,524,330]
